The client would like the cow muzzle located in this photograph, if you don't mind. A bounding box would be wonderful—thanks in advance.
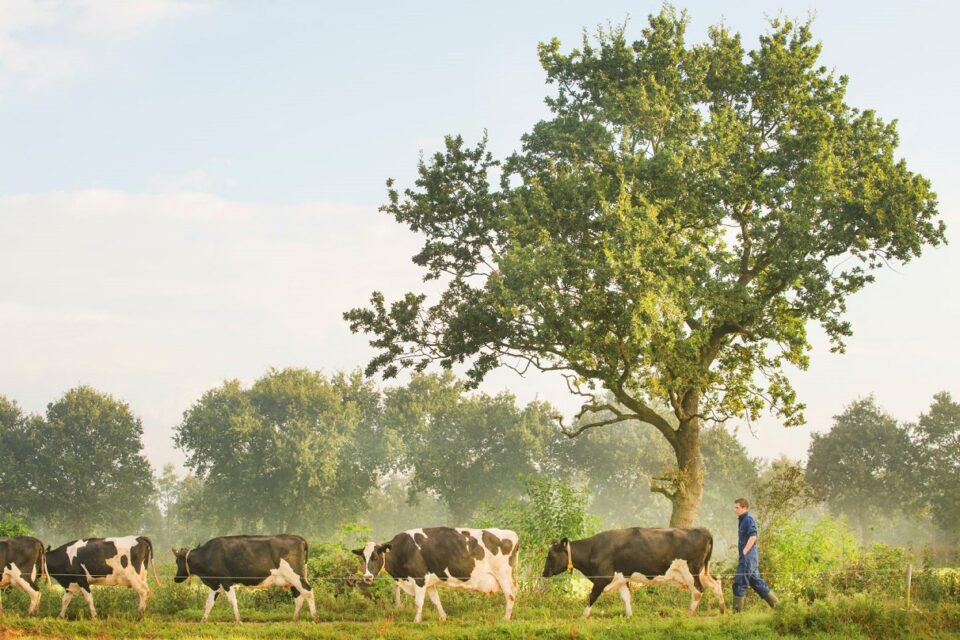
[362,573,375,585]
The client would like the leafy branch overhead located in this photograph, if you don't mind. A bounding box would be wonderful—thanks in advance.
[345,8,943,525]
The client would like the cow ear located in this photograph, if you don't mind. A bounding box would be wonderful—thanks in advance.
[559,537,569,546]
[351,548,364,557]
[377,543,392,554]
[171,548,177,556]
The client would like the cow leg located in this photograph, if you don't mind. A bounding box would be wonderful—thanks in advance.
[293,592,305,621]
[426,586,447,622]
[394,581,402,608]
[701,566,725,613]
[131,577,149,621]
[0,580,4,612]
[412,584,427,623]
[583,579,610,618]
[58,585,79,618]
[201,589,219,622]
[618,583,633,618]
[80,586,97,619]
[494,569,516,620]
[225,586,240,623]
[304,588,317,622]
[672,563,702,616]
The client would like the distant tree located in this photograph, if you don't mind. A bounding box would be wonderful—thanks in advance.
[35,386,155,536]
[385,372,561,523]
[806,397,912,542]
[0,395,43,521]
[911,392,960,535]
[345,8,945,526]
[557,405,674,526]
[754,457,822,536]
[174,368,386,535]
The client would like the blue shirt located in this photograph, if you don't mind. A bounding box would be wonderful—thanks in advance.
[738,512,759,558]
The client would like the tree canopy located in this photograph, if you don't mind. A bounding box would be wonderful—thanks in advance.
[911,392,960,535]
[807,396,913,542]
[173,368,386,534]
[36,386,155,535]
[346,8,944,525]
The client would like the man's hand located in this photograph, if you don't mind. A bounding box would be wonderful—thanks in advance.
[743,535,757,555]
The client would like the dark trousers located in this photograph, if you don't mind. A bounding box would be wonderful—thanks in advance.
[733,553,771,597]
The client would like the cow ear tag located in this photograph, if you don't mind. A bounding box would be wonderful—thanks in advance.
[566,541,574,572]
[379,548,388,574]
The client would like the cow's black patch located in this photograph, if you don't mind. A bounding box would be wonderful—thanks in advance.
[481,530,501,555]
[120,555,128,568]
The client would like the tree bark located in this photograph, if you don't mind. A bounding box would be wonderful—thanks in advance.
[667,394,704,528]
[668,422,704,527]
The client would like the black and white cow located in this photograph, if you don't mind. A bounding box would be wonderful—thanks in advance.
[0,536,48,615]
[542,527,724,617]
[47,536,158,620]
[354,527,519,622]
[172,534,317,623]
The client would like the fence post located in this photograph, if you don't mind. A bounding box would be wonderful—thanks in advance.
[905,563,913,609]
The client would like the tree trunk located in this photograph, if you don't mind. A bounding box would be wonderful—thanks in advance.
[668,407,704,528]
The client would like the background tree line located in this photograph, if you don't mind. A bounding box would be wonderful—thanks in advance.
[1,370,957,557]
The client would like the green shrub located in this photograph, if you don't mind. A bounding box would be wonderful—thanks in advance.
[774,595,960,638]
[0,512,31,537]
[474,475,600,587]
[763,515,858,601]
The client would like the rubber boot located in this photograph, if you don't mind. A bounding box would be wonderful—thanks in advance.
[732,596,745,613]
[761,591,779,609]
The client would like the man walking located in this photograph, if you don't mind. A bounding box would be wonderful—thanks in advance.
[733,497,779,611]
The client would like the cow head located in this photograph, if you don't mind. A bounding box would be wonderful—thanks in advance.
[171,548,191,583]
[542,538,570,578]
[352,541,392,584]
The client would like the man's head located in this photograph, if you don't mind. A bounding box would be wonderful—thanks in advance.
[734,497,749,516]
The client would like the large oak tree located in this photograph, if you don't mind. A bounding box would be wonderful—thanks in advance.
[345,9,944,525]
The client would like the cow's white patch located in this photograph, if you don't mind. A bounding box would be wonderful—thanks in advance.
[361,541,377,579]
[404,528,428,549]
[65,540,86,565]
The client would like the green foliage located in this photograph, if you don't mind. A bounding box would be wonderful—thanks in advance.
[753,457,823,536]
[384,372,563,522]
[33,386,155,536]
[807,397,915,542]
[910,392,960,535]
[173,368,385,535]
[474,476,599,581]
[763,515,858,601]
[773,595,913,639]
[0,512,32,536]
[0,395,44,522]
[346,8,944,526]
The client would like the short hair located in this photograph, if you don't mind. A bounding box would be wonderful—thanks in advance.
[734,497,749,509]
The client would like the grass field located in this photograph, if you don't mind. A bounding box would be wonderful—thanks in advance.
[2,566,958,640]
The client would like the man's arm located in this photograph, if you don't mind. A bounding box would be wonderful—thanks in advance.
[742,535,757,555]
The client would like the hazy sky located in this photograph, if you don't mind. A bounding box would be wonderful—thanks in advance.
[1,0,957,471]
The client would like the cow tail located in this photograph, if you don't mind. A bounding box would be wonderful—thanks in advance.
[38,539,51,587]
[703,531,715,581]
[302,537,310,581]
[145,537,161,586]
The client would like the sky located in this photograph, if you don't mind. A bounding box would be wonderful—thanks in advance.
[1,0,957,471]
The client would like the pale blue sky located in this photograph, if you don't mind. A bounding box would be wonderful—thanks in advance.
[1,0,957,470]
